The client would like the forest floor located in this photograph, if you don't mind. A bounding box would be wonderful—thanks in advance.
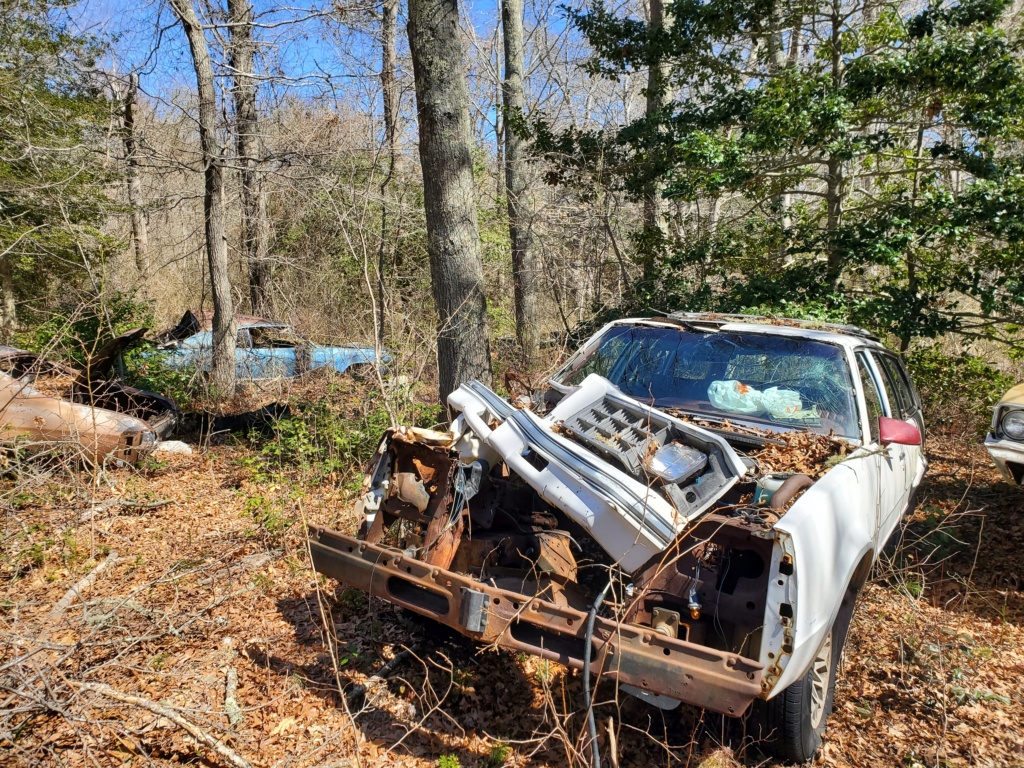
[1,384,1022,768]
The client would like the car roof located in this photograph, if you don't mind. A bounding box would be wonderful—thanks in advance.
[610,313,887,353]
[239,322,291,330]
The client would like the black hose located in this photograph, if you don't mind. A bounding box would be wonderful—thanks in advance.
[583,575,614,768]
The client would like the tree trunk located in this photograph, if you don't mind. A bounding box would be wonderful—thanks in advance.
[502,0,537,360]
[901,120,928,352]
[825,0,845,290]
[122,71,150,289]
[169,0,236,396]
[641,0,672,282]
[0,255,16,342]
[227,0,272,318]
[377,0,399,350]
[825,155,844,286]
[408,0,492,403]
[495,25,506,202]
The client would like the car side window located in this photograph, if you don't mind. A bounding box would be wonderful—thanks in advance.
[874,353,916,420]
[856,353,886,443]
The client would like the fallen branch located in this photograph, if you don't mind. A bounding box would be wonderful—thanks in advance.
[75,682,252,768]
[344,647,414,706]
[45,551,119,625]
[79,498,173,523]
[224,667,242,727]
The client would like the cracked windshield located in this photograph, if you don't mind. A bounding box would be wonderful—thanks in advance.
[559,325,860,438]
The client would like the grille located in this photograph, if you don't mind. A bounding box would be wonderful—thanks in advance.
[560,396,674,475]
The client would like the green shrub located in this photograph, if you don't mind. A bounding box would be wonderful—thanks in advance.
[247,384,441,490]
[905,347,1014,438]
[485,742,511,767]
[436,755,461,768]
[123,344,200,408]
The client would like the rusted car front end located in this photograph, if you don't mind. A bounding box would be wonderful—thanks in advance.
[0,329,179,441]
[310,525,763,714]
[309,374,810,717]
[310,315,929,763]
[0,372,157,464]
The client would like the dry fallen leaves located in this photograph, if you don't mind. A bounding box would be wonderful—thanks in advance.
[0,421,1020,767]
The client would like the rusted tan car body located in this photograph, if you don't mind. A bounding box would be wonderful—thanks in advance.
[0,372,156,464]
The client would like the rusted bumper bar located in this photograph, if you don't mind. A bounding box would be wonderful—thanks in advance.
[309,526,763,716]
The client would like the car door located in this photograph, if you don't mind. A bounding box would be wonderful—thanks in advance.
[872,351,925,514]
[855,351,903,548]
[235,328,262,380]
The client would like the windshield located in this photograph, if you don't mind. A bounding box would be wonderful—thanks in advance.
[557,325,860,439]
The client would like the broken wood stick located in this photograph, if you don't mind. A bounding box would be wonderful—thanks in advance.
[79,498,173,523]
[224,667,242,727]
[76,682,252,768]
[45,551,119,625]
[344,647,413,706]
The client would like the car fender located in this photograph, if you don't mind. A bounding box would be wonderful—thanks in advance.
[763,451,878,694]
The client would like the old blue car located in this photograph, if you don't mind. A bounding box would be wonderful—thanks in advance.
[158,311,389,381]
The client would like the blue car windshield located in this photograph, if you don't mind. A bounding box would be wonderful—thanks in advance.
[557,325,860,439]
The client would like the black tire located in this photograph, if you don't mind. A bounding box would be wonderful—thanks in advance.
[749,590,856,763]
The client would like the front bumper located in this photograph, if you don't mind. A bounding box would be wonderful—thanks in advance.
[984,435,1024,485]
[309,526,763,716]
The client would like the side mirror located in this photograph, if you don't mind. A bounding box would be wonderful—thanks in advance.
[879,416,922,447]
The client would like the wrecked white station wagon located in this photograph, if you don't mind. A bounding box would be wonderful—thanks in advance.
[310,313,927,762]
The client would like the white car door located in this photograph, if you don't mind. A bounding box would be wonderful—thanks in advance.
[872,351,926,503]
[855,352,903,548]
[866,351,920,543]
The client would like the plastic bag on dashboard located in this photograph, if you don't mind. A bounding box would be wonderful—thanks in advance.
[707,380,764,416]
[761,387,803,418]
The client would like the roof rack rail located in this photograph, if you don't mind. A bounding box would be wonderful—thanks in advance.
[666,312,881,342]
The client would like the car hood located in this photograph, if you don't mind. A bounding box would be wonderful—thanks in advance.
[447,375,747,572]
[998,383,1024,407]
[83,328,149,380]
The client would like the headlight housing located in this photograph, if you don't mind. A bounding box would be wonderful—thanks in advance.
[1000,409,1024,441]
[644,442,707,484]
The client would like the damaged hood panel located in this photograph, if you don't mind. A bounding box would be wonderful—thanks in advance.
[448,375,746,572]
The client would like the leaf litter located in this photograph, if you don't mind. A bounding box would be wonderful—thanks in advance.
[0,415,1021,767]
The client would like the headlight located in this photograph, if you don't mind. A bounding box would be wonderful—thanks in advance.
[644,442,707,484]
[1000,409,1024,441]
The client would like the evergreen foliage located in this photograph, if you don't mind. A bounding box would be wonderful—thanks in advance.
[540,0,1024,350]
[0,0,117,335]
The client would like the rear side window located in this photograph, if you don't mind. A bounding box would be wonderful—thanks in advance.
[856,353,886,443]
[875,353,917,420]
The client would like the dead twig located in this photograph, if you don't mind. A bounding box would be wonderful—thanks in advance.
[45,551,119,626]
[224,667,243,727]
[79,498,174,523]
[75,681,252,768]
[344,646,414,706]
